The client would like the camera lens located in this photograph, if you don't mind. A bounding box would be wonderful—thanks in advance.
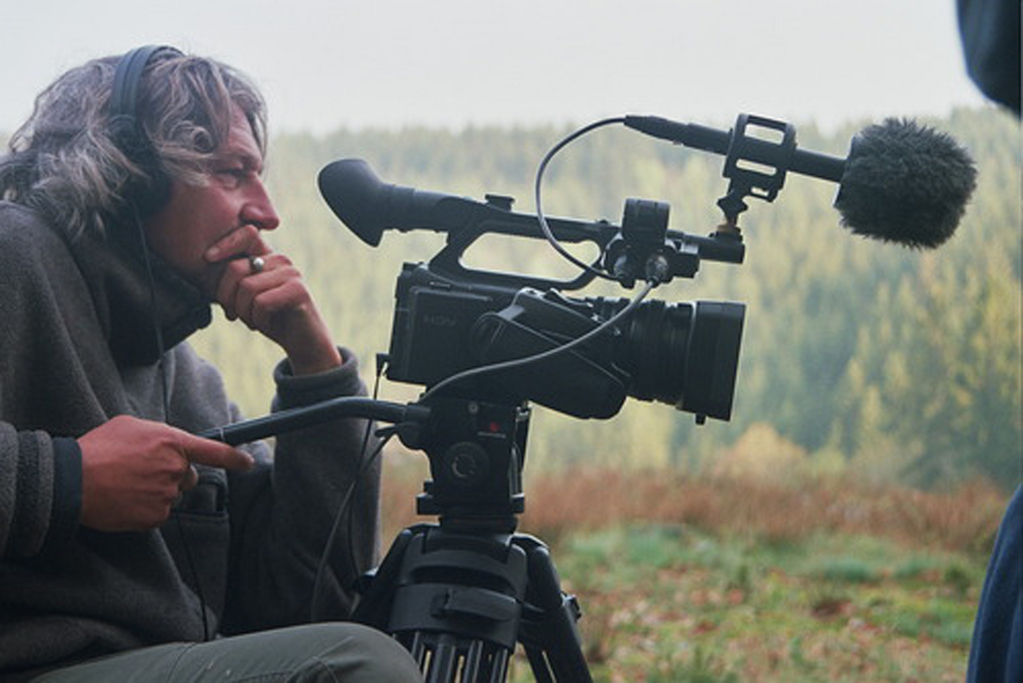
[598,298,745,420]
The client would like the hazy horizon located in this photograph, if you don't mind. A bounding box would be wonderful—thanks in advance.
[1,0,991,138]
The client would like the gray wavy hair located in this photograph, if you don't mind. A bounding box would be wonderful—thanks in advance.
[0,48,267,240]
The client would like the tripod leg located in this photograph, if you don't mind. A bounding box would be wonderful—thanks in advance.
[356,524,524,682]
[427,635,460,682]
[515,536,593,683]
[403,630,512,682]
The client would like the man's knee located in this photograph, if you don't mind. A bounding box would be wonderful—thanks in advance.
[293,623,423,682]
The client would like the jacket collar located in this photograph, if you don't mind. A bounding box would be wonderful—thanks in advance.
[71,222,212,366]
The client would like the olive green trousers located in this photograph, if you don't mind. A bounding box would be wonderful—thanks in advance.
[32,623,423,682]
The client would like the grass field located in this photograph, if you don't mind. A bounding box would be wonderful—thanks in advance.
[379,458,1010,682]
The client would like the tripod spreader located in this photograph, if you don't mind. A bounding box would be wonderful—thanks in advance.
[354,524,591,683]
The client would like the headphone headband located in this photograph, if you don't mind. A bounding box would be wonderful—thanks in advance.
[110,45,182,124]
[108,45,183,223]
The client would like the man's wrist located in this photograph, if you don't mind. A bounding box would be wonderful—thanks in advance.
[274,347,365,409]
[286,343,343,376]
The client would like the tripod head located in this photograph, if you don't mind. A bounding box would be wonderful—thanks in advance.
[199,394,528,526]
[403,397,528,527]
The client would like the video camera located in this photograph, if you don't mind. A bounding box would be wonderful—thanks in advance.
[318,158,746,424]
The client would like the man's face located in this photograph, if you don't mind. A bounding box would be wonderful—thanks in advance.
[142,107,279,297]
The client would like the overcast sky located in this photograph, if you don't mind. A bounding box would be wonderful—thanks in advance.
[1,0,988,137]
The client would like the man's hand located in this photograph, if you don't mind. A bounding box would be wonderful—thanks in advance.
[204,225,343,375]
[78,415,255,532]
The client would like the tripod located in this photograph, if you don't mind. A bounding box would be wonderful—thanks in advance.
[353,397,593,682]
[202,394,593,681]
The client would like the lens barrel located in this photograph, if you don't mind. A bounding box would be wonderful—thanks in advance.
[599,298,745,421]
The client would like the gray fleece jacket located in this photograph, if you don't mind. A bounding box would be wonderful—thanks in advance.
[0,202,380,680]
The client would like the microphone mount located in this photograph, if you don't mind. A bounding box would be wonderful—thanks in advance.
[717,114,797,221]
[624,112,840,223]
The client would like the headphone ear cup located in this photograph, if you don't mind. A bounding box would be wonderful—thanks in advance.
[117,129,172,219]
[109,46,178,221]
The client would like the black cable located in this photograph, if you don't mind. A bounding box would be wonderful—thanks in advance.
[309,362,390,622]
[534,117,625,279]
[420,279,656,402]
[135,208,171,413]
[346,364,389,593]
[310,428,391,622]
[134,206,211,641]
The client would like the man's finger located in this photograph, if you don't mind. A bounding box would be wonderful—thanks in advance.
[180,464,200,491]
[178,433,256,471]
[204,225,266,263]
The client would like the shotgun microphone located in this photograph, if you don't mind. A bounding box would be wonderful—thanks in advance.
[624,115,977,249]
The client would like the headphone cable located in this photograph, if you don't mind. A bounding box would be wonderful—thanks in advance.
[134,207,212,641]
[309,363,390,622]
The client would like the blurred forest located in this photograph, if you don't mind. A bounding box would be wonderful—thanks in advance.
[180,107,1020,492]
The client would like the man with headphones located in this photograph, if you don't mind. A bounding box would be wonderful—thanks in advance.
[0,47,422,681]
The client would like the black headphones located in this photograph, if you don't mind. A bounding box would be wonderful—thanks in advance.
[109,45,183,220]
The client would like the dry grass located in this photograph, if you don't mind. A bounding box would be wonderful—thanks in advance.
[380,455,1010,555]
[376,456,1010,681]
[529,470,1008,554]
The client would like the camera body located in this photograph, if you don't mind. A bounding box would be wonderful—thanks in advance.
[385,261,745,422]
